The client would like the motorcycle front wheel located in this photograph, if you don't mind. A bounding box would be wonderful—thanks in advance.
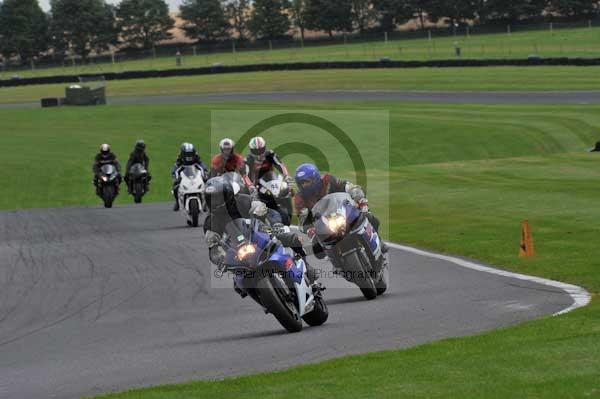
[343,250,377,300]
[257,276,302,333]
[102,185,116,208]
[189,199,200,227]
[133,182,144,204]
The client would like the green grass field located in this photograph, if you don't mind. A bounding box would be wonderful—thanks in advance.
[3,25,600,80]
[3,66,600,105]
[0,101,598,398]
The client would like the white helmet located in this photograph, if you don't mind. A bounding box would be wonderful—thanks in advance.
[219,138,235,157]
[100,143,111,155]
[249,136,267,159]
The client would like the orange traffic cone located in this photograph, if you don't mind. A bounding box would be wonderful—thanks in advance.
[519,220,535,258]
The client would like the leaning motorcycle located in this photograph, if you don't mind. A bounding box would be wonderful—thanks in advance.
[312,192,387,300]
[128,163,149,204]
[176,165,206,227]
[219,218,328,333]
[97,164,120,209]
[256,171,294,226]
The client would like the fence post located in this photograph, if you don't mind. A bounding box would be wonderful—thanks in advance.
[269,40,273,52]
[507,25,511,35]
[384,31,388,45]
[30,59,35,72]
[466,26,470,38]
[550,22,553,33]
[344,34,349,58]
[300,35,304,49]
[193,46,197,57]
[428,29,432,41]
[152,46,156,59]
[589,20,593,29]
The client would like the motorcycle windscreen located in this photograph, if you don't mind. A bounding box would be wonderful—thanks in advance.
[129,163,147,175]
[181,165,200,179]
[311,192,355,219]
[222,218,270,267]
[100,164,116,176]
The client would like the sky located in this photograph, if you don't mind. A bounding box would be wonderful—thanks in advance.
[38,0,183,12]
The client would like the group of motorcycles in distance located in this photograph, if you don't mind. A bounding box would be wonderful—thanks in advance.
[91,140,388,334]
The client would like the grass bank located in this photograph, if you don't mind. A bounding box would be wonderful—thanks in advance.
[2,67,600,105]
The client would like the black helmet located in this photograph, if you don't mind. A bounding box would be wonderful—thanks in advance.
[135,140,146,152]
[204,177,239,213]
[180,142,197,164]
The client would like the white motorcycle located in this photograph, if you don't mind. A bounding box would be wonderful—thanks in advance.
[256,171,294,226]
[176,165,206,227]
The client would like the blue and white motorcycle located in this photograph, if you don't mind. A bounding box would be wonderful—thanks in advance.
[312,192,388,300]
[219,218,328,333]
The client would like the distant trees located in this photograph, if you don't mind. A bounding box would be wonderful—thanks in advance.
[50,0,118,59]
[548,0,599,18]
[225,0,250,41]
[117,0,174,49]
[180,0,229,42]
[0,0,48,62]
[248,0,290,40]
[290,0,308,41]
[305,0,353,37]
[372,0,414,32]
[2,0,600,66]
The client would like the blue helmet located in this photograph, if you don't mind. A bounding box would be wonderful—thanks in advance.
[295,163,322,195]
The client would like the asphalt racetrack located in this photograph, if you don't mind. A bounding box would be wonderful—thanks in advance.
[3,90,600,109]
[0,203,575,399]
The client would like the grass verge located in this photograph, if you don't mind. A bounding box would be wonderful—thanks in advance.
[2,67,600,105]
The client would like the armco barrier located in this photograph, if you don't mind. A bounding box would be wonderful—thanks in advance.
[2,58,600,88]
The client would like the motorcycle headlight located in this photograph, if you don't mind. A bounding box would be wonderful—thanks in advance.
[101,176,108,182]
[326,214,346,233]
[237,244,256,260]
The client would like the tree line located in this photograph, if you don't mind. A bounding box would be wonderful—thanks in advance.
[1,0,599,63]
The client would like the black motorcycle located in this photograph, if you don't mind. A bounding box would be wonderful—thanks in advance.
[97,164,120,208]
[127,163,149,204]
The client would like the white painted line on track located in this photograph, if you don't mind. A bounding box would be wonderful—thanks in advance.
[386,242,591,316]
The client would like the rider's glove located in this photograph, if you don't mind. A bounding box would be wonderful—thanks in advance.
[205,231,221,248]
[250,200,268,217]
[307,227,317,240]
[271,223,290,236]
[357,198,369,213]
[249,185,258,199]
[209,246,226,267]
[346,183,365,203]
[284,175,295,185]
